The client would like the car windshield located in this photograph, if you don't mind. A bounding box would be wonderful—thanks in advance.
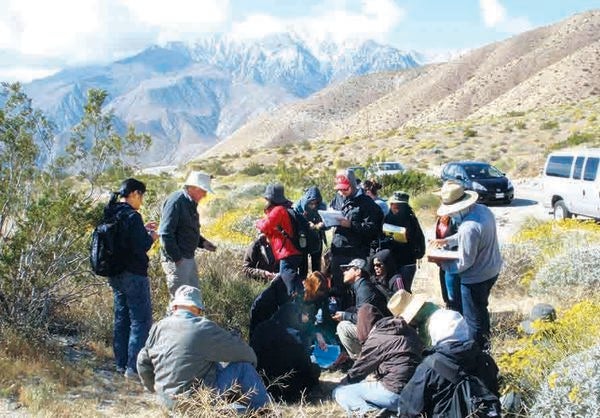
[463,164,503,179]
[377,163,403,171]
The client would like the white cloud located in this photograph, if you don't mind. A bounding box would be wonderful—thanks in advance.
[0,67,59,83]
[231,0,406,44]
[479,0,532,33]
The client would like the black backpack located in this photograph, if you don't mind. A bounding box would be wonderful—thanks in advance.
[424,355,502,418]
[278,208,311,253]
[90,207,132,277]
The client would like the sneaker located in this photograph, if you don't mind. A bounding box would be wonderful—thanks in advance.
[116,366,126,374]
[124,368,138,380]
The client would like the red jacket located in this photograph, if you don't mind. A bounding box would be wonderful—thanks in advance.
[256,205,301,261]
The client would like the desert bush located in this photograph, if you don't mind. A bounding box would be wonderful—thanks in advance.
[540,120,559,130]
[497,243,539,295]
[411,192,441,212]
[463,127,478,138]
[549,131,598,151]
[239,162,267,177]
[497,300,600,408]
[196,247,265,338]
[531,245,600,300]
[506,111,526,117]
[378,170,441,199]
[529,344,600,418]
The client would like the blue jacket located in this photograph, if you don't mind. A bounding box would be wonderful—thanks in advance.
[105,202,153,276]
[159,190,207,262]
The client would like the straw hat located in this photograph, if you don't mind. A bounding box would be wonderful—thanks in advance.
[436,182,478,216]
[387,290,427,324]
[184,171,213,193]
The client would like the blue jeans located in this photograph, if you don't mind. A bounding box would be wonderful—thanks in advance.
[445,271,462,313]
[461,275,497,350]
[213,362,269,410]
[334,381,401,416]
[279,254,303,295]
[109,271,152,372]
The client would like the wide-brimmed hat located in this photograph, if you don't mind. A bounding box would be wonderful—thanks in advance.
[184,171,214,193]
[340,258,367,272]
[436,181,478,216]
[388,191,410,204]
[170,285,205,311]
[387,290,427,324]
[264,183,291,205]
[428,309,470,346]
[521,303,556,335]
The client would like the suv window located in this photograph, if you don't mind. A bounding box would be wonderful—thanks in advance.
[546,156,573,178]
[573,157,585,179]
[583,157,599,181]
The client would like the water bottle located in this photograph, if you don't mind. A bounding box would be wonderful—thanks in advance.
[298,231,307,249]
[328,296,338,314]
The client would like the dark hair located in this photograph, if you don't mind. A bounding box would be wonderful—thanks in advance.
[109,178,146,204]
[363,179,383,196]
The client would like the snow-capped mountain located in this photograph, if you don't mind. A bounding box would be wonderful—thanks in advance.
[24,34,424,164]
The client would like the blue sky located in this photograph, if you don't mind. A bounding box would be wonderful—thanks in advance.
[0,0,597,82]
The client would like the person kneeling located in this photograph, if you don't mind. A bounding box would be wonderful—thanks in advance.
[333,301,423,416]
[137,285,269,412]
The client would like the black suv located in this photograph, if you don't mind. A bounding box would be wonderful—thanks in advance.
[441,161,514,204]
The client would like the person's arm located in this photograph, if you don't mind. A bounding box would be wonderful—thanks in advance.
[128,211,154,253]
[342,334,381,384]
[136,327,157,392]
[158,198,182,262]
[398,364,431,417]
[442,222,480,274]
[255,207,282,235]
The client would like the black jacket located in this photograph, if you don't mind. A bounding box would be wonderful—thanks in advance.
[384,202,425,266]
[344,317,423,394]
[104,202,153,276]
[330,191,384,258]
[341,277,390,323]
[158,190,207,262]
[242,236,278,281]
[398,340,500,417]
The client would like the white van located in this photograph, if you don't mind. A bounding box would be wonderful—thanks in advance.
[542,148,600,220]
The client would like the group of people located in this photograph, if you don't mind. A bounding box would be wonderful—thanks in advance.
[101,167,503,416]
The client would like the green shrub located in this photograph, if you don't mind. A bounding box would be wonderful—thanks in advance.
[549,131,598,151]
[378,170,441,199]
[239,162,267,177]
[515,121,527,130]
[530,344,600,418]
[540,120,559,130]
[463,127,478,138]
[506,111,526,117]
[497,243,539,295]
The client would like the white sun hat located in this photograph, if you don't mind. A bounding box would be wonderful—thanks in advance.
[436,181,478,216]
[184,171,213,193]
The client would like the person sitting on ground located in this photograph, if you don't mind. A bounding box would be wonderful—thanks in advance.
[333,296,423,416]
[387,289,441,347]
[332,258,390,360]
[250,302,321,403]
[398,309,500,418]
[249,270,294,337]
[302,271,338,351]
[369,248,403,299]
[137,285,268,412]
[242,233,278,282]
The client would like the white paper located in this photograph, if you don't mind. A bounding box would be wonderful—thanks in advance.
[318,209,345,227]
[426,248,460,260]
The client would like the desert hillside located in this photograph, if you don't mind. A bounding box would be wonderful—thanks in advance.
[203,10,600,160]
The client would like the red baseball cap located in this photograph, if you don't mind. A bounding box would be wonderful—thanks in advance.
[335,174,351,190]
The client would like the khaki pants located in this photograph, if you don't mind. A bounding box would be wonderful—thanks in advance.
[162,257,200,297]
[337,320,361,359]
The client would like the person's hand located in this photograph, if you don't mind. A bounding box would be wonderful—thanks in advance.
[203,240,217,252]
[339,218,351,228]
[429,238,447,249]
[265,271,276,280]
[316,333,327,350]
[145,221,158,231]
[331,311,343,322]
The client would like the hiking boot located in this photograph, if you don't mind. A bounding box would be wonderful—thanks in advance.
[124,368,138,380]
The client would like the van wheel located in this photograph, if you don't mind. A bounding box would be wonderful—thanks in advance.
[554,200,571,220]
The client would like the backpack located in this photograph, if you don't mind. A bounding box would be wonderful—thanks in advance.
[90,207,132,277]
[424,355,502,418]
[278,208,311,253]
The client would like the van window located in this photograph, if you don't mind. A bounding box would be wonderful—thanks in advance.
[583,157,599,181]
[546,156,573,178]
[573,157,585,179]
